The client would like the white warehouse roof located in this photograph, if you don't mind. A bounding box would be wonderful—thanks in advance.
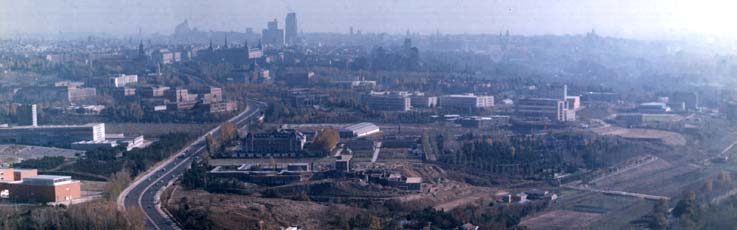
[340,122,380,138]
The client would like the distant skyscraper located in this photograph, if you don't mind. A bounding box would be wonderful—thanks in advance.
[262,19,284,47]
[285,13,298,45]
[138,40,144,58]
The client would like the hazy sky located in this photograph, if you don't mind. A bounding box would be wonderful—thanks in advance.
[1,0,735,40]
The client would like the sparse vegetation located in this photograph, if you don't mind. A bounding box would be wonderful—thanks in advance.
[13,156,65,170]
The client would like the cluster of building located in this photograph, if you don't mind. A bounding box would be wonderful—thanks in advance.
[515,84,579,122]
[333,153,422,191]
[14,81,98,105]
[0,168,81,203]
[261,12,299,47]
[234,123,381,159]
[119,85,237,113]
[363,91,493,112]
[209,163,312,186]
[0,105,147,151]
[501,188,558,204]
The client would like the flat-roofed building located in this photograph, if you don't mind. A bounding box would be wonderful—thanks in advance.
[140,86,170,97]
[638,102,671,113]
[110,74,138,88]
[439,94,494,109]
[113,87,136,98]
[457,115,511,128]
[17,104,37,127]
[340,122,381,138]
[0,175,81,203]
[198,101,238,113]
[71,140,118,151]
[565,96,581,110]
[66,87,96,104]
[0,168,37,182]
[0,123,105,148]
[208,163,312,186]
[516,98,569,121]
[364,93,411,111]
[239,129,306,158]
[190,87,223,104]
[410,95,438,108]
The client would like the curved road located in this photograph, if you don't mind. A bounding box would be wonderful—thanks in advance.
[118,100,266,230]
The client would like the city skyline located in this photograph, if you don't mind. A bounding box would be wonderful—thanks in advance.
[2,0,737,40]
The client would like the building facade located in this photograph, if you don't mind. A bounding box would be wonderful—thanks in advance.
[364,94,411,111]
[17,104,38,127]
[239,129,306,157]
[0,175,81,203]
[111,74,138,88]
[0,123,106,148]
[262,19,284,47]
[285,13,298,45]
[439,94,494,109]
[516,98,569,122]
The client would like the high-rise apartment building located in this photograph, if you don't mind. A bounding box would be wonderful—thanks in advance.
[285,13,298,45]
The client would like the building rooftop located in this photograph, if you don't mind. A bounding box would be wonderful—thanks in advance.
[405,177,422,184]
[342,122,379,132]
[24,175,69,180]
[442,93,478,98]
[0,123,103,130]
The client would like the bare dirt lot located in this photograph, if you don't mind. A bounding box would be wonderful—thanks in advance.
[591,126,686,146]
[0,145,82,163]
[166,188,367,230]
[527,190,655,230]
[521,209,601,230]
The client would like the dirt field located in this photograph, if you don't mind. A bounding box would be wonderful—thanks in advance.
[165,188,367,230]
[521,210,601,230]
[589,158,706,197]
[591,126,686,146]
[0,145,83,163]
[528,190,655,230]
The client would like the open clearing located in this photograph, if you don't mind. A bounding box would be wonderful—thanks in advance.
[0,145,82,163]
[521,209,601,230]
[591,126,686,146]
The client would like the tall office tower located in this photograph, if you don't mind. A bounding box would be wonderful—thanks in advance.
[285,12,298,45]
[17,104,38,127]
[262,19,284,47]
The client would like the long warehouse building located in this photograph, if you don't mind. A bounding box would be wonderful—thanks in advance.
[0,123,106,148]
[340,122,381,138]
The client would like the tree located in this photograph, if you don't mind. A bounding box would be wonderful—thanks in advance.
[206,134,220,155]
[704,179,713,192]
[312,128,340,152]
[182,159,209,189]
[219,121,238,146]
[105,170,132,200]
[369,215,382,230]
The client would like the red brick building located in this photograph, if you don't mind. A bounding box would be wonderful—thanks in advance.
[0,169,81,203]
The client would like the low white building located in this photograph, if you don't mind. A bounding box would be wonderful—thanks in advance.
[439,94,494,109]
[340,123,380,138]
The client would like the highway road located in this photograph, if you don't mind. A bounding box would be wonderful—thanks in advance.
[118,100,266,230]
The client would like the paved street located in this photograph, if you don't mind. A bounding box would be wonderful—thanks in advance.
[118,100,266,230]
